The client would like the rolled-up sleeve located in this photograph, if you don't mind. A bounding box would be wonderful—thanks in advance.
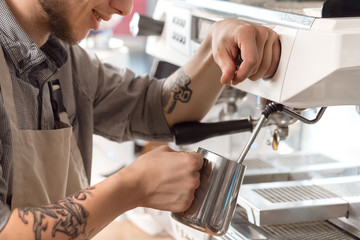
[0,165,10,230]
[0,144,11,230]
[0,97,12,231]
[70,45,173,143]
[0,201,11,231]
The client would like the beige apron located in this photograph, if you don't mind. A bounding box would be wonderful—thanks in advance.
[0,48,89,209]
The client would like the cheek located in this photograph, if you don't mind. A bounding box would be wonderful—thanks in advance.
[110,0,134,16]
[69,19,90,42]
[70,12,93,38]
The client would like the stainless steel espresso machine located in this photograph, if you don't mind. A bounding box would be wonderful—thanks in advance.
[130,0,360,239]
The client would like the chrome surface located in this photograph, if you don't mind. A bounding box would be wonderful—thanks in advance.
[217,207,358,240]
[282,107,326,124]
[237,115,267,164]
[243,154,360,184]
[184,0,317,29]
[171,148,246,236]
[237,176,360,226]
[330,218,360,239]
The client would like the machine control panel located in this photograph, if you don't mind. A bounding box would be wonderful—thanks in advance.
[167,8,192,57]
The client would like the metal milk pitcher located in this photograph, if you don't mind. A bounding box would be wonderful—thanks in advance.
[171,103,315,236]
[171,147,247,236]
[171,113,271,236]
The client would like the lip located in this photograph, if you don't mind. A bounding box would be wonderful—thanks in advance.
[93,10,102,22]
[92,10,111,22]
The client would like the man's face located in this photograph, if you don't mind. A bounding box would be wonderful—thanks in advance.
[38,0,133,44]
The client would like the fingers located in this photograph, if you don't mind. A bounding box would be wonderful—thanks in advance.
[266,39,281,78]
[215,48,238,85]
[247,35,272,80]
[249,29,280,80]
[171,151,203,212]
[189,151,204,171]
[234,32,262,83]
[237,27,279,83]
[212,19,281,85]
[137,146,204,212]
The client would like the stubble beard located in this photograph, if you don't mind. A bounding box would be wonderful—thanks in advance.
[38,0,79,45]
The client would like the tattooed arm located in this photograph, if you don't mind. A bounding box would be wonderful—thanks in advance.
[16,189,94,240]
[0,167,142,239]
[0,145,203,240]
[162,19,280,126]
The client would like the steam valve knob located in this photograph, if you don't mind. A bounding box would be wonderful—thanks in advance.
[130,12,165,37]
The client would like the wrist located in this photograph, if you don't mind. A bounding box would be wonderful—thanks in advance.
[105,165,145,213]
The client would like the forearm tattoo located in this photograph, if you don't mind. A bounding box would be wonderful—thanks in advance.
[18,187,95,240]
[162,68,192,114]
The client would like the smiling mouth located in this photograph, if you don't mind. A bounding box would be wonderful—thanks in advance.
[93,10,102,22]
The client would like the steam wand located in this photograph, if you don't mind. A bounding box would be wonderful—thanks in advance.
[237,102,327,164]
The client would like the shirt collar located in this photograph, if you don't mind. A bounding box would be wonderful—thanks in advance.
[0,0,68,75]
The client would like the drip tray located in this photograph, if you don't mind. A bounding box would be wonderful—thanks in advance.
[242,154,360,184]
[216,207,358,240]
[237,175,360,226]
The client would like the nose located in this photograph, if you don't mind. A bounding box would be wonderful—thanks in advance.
[110,0,134,16]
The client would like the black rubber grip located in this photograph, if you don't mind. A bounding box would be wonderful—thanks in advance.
[172,118,253,145]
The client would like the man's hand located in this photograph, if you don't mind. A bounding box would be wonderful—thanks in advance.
[129,145,204,213]
[209,19,281,85]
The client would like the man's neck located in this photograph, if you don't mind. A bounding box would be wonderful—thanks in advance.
[5,0,50,46]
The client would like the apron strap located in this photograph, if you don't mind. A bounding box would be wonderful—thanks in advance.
[1,46,70,129]
[0,46,19,128]
[48,79,66,122]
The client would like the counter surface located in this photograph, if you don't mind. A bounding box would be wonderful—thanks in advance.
[93,219,174,240]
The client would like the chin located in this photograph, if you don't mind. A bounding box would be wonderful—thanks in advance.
[76,30,92,43]
[61,31,88,45]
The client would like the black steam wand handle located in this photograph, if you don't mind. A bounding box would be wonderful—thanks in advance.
[172,102,326,146]
[172,118,253,145]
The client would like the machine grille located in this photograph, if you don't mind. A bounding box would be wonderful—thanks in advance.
[253,185,338,203]
[264,154,337,167]
[321,182,360,197]
[260,221,356,240]
[243,158,273,169]
[229,208,357,240]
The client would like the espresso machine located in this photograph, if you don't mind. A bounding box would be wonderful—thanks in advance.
[130,0,360,239]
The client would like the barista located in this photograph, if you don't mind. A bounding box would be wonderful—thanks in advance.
[0,0,280,239]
